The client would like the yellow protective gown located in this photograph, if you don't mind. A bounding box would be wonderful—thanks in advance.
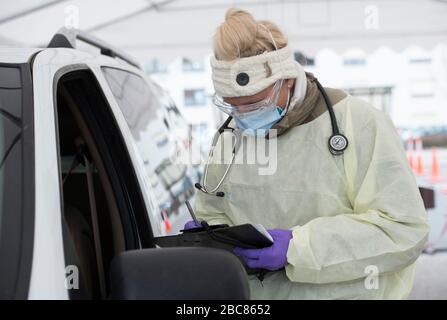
[194,95,429,299]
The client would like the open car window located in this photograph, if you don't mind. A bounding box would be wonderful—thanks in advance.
[101,67,198,235]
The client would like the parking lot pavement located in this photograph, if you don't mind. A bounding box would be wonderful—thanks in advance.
[409,252,447,300]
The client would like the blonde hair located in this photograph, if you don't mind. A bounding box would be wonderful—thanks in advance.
[213,8,288,61]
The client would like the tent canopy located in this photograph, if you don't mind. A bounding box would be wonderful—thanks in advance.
[1,0,446,62]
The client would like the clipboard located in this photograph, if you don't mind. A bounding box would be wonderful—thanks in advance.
[154,223,274,274]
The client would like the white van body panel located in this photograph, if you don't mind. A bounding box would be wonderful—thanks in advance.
[27,47,164,299]
[28,49,69,299]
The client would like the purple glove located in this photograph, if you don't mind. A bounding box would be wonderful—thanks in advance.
[183,220,202,230]
[233,229,293,271]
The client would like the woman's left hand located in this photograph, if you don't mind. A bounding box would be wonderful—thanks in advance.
[183,220,202,230]
[233,229,293,271]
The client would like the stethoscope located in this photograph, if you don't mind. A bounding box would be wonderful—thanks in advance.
[195,79,349,198]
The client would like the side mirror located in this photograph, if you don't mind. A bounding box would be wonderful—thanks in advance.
[109,247,250,300]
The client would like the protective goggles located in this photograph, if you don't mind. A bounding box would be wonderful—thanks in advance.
[213,80,283,116]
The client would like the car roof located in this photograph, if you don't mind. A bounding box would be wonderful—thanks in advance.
[41,47,142,74]
[0,47,143,80]
[1,28,142,73]
[0,48,43,64]
[0,47,141,75]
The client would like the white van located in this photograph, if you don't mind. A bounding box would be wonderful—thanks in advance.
[0,28,248,300]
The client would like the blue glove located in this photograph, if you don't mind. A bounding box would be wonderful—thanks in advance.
[183,220,202,230]
[233,229,293,271]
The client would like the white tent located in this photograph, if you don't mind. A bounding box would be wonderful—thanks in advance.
[1,0,446,62]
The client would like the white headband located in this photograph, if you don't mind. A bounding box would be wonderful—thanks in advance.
[210,45,299,98]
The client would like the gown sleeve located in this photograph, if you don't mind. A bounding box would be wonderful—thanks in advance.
[285,100,430,284]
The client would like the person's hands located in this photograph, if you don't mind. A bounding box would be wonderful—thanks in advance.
[233,229,293,271]
[183,220,202,230]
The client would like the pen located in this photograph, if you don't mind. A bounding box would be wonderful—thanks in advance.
[185,200,200,226]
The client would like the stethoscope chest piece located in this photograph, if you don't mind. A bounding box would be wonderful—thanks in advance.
[328,133,348,155]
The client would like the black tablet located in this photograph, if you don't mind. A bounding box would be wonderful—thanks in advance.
[154,223,273,249]
[153,224,274,274]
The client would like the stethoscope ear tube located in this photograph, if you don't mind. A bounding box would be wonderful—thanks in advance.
[196,118,240,197]
[232,129,242,153]
[218,116,233,134]
[196,79,349,198]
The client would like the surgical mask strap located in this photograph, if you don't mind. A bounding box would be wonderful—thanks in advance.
[279,85,292,116]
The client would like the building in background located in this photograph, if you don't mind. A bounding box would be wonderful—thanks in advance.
[148,55,218,150]
[147,43,447,149]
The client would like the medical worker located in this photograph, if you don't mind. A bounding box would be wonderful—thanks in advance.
[186,8,429,299]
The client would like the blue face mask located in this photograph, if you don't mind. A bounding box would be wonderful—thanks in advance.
[234,105,284,135]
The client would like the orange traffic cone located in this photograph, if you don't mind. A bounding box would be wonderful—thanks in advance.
[415,153,425,176]
[164,219,171,232]
[429,147,443,183]
[162,209,171,232]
